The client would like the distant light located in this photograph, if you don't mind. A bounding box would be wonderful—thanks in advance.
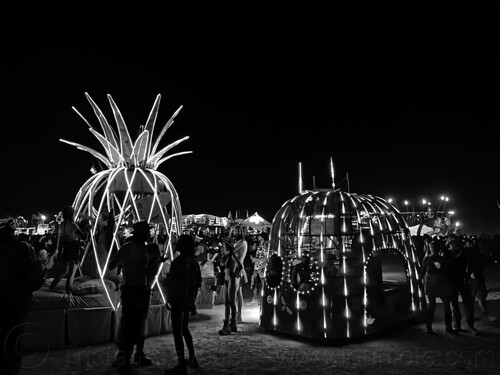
[455,221,460,227]
[448,211,455,215]
[40,215,46,221]
[422,199,427,205]
[404,200,409,206]
[445,197,449,202]
[441,196,445,201]
[388,198,393,203]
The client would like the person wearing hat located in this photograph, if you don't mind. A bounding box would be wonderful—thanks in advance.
[0,218,45,374]
[108,220,154,369]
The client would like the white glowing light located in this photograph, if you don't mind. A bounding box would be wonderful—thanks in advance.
[298,162,303,194]
[330,156,335,189]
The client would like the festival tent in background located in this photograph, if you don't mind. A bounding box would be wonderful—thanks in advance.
[242,211,271,230]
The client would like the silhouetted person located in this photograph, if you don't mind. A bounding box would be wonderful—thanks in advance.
[0,218,45,374]
[164,234,202,374]
[109,221,153,370]
[444,236,479,334]
[465,238,496,322]
[419,239,454,333]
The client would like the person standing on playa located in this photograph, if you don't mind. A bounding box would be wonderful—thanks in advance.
[444,236,479,334]
[163,234,202,374]
[219,225,247,335]
[464,238,497,323]
[108,221,153,370]
[419,239,454,334]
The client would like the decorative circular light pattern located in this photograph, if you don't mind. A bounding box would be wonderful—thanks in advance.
[260,188,427,341]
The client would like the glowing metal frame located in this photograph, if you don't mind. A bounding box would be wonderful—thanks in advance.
[61,93,191,310]
[261,189,427,341]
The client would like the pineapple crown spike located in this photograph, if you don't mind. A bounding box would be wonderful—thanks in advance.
[60,93,192,170]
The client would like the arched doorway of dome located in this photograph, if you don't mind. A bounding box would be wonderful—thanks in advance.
[365,248,412,330]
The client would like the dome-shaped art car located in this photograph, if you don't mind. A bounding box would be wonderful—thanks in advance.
[260,188,427,341]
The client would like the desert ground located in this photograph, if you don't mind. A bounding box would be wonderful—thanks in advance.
[18,264,500,375]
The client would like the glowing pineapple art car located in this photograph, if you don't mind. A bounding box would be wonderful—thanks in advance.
[60,93,191,309]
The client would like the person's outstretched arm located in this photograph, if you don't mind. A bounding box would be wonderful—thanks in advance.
[108,248,123,270]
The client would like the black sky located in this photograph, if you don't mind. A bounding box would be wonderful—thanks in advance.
[1,1,500,234]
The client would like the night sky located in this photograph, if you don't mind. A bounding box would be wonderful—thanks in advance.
[1,1,500,234]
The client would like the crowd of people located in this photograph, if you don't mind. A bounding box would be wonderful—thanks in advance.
[3,208,500,374]
[1,208,271,375]
[107,223,270,373]
[418,233,498,335]
[191,226,270,321]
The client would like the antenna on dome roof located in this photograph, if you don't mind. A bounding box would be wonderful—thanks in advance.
[330,156,335,190]
[298,162,303,194]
